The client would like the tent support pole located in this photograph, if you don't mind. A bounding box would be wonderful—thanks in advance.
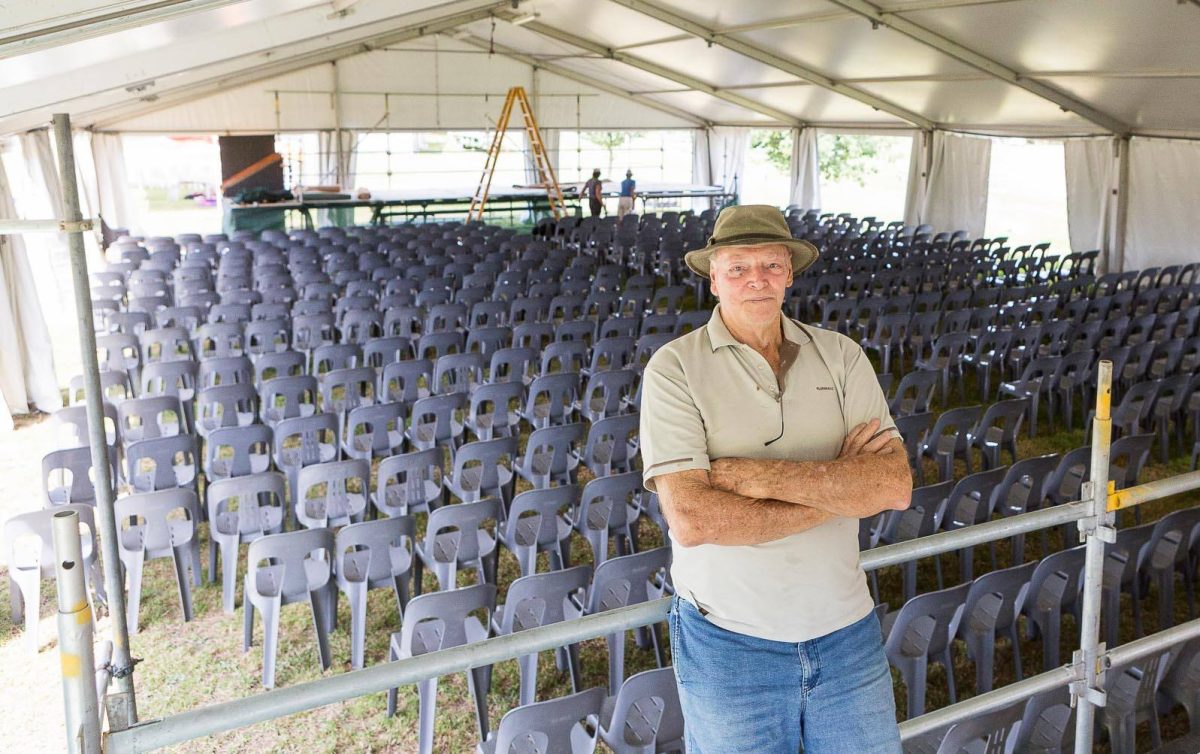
[1071,360,1114,752]
[51,112,139,730]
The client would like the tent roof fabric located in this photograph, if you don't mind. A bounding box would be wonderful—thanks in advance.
[2,0,1199,137]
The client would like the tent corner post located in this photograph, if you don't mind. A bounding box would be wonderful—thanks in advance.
[50,112,139,723]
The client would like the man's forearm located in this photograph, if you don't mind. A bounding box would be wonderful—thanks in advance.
[665,479,835,547]
[714,452,911,518]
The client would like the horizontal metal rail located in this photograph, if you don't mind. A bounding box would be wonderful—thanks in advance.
[1109,470,1200,511]
[0,218,94,234]
[899,615,1200,741]
[105,472,1200,752]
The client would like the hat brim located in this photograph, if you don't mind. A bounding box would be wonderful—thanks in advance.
[684,237,819,279]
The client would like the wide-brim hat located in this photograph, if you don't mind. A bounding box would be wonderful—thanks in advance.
[684,204,819,278]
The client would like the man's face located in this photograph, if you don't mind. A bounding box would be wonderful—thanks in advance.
[709,244,792,324]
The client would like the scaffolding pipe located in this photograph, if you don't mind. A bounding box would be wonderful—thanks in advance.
[52,509,102,754]
[1108,469,1200,511]
[1074,360,1114,752]
[51,113,138,727]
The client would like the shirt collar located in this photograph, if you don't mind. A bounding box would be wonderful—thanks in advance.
[706,304,811,352]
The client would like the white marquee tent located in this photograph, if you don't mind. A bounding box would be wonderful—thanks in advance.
[2,0,1200,425]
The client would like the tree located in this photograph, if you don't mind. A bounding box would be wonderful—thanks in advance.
[582,131,644,177]
[750,130,882,186]
[818,134,880,185]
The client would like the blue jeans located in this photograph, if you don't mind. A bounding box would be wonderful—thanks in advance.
[668,594,901,754]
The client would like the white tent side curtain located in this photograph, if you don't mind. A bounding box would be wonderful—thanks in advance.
[320,130,358,189]
[91,132,140,234]
[1124,137,1200,271]
[0,146,60,430]
[914,131,991,238]
[1064,136,1120,271]
[789,127,820,211]
[707,127,751,199]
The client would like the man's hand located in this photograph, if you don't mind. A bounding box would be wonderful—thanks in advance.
[839,418,898,459]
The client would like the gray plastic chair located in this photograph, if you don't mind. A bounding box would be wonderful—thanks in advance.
[889,370,938,417]
[516,422,585,489]
[319,366,377,417]
[260,375,319,426]
[343,401,406,460]
[574,471,643,566]
[374,448,445,518]
[333,516,415,669]
[434,352,485,395]
[1157,636,1200,735]
[522,372,580,429]
[445,436,518,507]
[478,686,605,754]
[464,380,525,441]
[882,581,970,718]
[386,583,497,754]
[272,413,339,525]
[115,489,201,634]
[124,433,198,493]
[242,528,335,689]
[492,565,592,706]
[295,458,370,529]
[1103,523,1157,644]
[941,466,1008,581]
[69,369,134,405]
[500,485,578,577]
[1103,650,1172,752]
[253,350,306,388]
[197,355,254,389]
[598,666,686,754]
[957,560,1037,694]
[1014,686,1075,754]
[993,454,1059,561]
[919,405,983,482]
[570,547,671,691]
[203,423,272,481]
[581,412,640,478]
[194,383,258,437]
[206,472,287,613]
[1135,507,1200,632]
[4,505,103,652]
[407,392,467,455]
[42,445,116,507]
[414,497,502,592]
[140,359,198,404]
[1022,545,1086,671]
[895,411,934,486]
[577,369,638,422]
[934,700,1023,754]
[969,398,1028,469]
[311,342,361,375]
[488,346,538,385]
[381,358,433,403]
[116,395,184,447]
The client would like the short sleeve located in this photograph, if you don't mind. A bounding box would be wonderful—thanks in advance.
[840,343,898,437]
[638,350,712,493]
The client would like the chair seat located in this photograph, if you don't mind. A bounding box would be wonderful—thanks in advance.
[507,515,572,548]
[119,519,192,555]
[253,561,326,599]
[395,615,488,658]
[341,547,411,583]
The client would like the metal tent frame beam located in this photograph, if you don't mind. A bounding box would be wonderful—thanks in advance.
[824,0,1130,135]
[517,20,804,126]
[456,34,710,127]
[0,0,249,61]
[86,0,512,129]
[607,0,934,129]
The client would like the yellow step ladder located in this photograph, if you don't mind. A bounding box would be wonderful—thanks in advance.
[468,86,566,222]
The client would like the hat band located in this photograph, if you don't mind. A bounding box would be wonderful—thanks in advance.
[706,231,795,247]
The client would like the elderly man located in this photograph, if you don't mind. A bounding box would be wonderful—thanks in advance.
[639,205,911,753]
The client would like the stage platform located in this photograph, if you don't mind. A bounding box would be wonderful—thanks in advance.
[224,182,733,233]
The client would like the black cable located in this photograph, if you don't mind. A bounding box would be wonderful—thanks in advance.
[764,397,784,446]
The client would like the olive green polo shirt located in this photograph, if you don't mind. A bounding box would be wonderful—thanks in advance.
[639,304,896,642]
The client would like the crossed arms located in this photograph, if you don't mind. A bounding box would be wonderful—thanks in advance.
[654,418,913,548]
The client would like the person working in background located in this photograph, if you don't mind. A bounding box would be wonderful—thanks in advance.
[581,169,604,217]
[618,169,637,219]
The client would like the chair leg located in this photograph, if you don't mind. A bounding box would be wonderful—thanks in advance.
[171,547,194,623]
[261,596,281,688]
[467,665,491,741]
[517,652,539,707]
[347,582,368,670]
[124,551,145,635]
[942,649,957,704]
[13,571,39,652]
[906,660,928,718]
[416,677,438,754]
[219,536,238,614]
[607,631,625,692]
[311,588,333,671]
